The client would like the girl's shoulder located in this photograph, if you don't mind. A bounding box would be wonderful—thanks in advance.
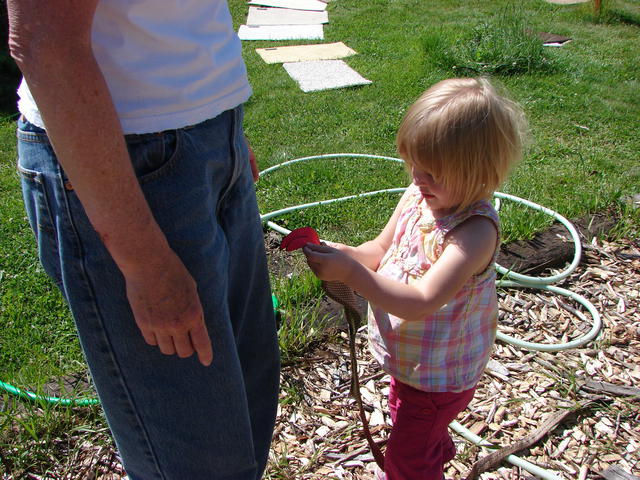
[437,199,499,233]
[402,183,423,206]
[396,183,429,220]
[442,200,501,275]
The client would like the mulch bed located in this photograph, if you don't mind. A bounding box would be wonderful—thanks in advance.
[268,233,640,480]
[12,222,639,480]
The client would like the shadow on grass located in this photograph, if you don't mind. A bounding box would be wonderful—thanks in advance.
[607,8,640,26]
[1,0,20,119]
[0,56,20,118]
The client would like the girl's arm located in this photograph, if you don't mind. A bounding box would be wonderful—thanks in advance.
[327,188,411,271]
[304,215,497,322]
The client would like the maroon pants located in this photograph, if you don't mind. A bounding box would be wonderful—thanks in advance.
[384,378,475,480]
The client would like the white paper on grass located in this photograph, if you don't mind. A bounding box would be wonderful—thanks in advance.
[249,0,327,12]
[544,0,588,4]
[543,41,572,47]
[246,6,328,25]
[283,60,372,93]
[256,42,356,64]
[238,24,324,41]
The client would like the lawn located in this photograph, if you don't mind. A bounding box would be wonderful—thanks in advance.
[0,0,638,476]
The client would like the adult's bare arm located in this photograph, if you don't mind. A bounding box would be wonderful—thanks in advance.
[7,0,213,366]
[247,141,260,182]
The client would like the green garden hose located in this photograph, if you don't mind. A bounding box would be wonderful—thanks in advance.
[0,294,281,406]
[0,380,99,406]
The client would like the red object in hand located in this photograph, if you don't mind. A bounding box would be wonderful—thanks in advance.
[280,227,320,251]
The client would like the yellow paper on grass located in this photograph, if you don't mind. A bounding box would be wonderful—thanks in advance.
[256,42,356,64]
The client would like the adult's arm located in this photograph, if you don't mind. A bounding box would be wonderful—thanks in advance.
[7,0,213,366]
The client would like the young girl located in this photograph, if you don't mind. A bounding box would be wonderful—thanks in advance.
[302,77,526,480]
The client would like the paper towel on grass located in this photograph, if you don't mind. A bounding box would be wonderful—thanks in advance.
[249,0,327,11]
[246,6,328,25]
[544,0,588,4]
[238,24,324,41]
[256,42,356,64]
[283,60,371,92]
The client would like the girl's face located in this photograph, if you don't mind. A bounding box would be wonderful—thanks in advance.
[410,165,461,218]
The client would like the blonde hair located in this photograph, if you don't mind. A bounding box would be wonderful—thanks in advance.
[397,77,527,211]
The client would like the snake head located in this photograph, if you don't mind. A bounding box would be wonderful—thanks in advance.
[280,226,321,251]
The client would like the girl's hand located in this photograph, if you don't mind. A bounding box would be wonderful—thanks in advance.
[324,241,350,252]
[302,243,356,282]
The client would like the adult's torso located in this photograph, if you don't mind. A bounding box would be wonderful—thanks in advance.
[18,0,251,134]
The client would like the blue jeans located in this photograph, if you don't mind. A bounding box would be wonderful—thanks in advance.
[16,108,280,480]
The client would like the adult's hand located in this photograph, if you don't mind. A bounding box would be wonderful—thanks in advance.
[126,252,213,366]
[247,141,259,182]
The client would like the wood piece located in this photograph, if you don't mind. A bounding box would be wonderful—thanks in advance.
[464,403,591,480]
[599,464,640,480]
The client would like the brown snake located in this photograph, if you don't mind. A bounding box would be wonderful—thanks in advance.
[321,279,385,469]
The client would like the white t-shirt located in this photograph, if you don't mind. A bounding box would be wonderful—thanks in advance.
[17,0,251,134]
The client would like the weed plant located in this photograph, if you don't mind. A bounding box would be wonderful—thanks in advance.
[423,8,558,75]
[272,269,332,366]
[0,400,113,477]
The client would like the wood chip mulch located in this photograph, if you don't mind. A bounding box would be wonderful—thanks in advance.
[23,237,639,479]
[266,237,640,480]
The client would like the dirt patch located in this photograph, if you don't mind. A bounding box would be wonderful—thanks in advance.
[497,212,618,276]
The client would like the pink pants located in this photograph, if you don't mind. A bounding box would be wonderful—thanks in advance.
[384,377,476,480]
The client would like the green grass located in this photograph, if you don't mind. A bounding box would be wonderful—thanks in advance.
[235,0,640,242]
[423,6,559,76]
[0,0,639,476]
[272,265,333,365]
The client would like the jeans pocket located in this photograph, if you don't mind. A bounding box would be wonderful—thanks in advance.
[16,162,64,288]
[126,130,181,184]
[16,163,54,234]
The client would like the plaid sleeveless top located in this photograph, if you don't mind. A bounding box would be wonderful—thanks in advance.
[368,184,500,392]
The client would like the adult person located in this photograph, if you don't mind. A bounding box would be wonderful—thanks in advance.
[7,1,280,478]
